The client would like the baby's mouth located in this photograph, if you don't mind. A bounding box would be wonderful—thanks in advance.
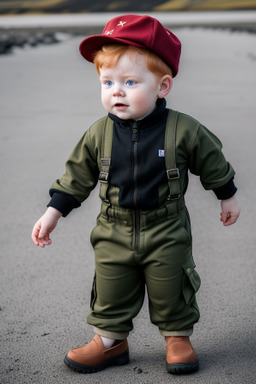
[115,103,128,107]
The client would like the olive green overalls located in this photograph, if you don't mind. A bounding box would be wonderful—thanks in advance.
[50,109,235,340]
[88,110,201,340]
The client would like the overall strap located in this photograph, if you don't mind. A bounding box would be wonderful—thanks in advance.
[99,117,114,203]
[164,109,181,201]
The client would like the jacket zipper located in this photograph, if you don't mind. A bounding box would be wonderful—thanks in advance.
[132,122,140,254]
[132,122,139,208]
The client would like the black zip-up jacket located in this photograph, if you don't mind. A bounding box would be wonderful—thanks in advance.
[108,99,168,209]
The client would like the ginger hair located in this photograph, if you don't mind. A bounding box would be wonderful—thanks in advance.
[93,44,173,78]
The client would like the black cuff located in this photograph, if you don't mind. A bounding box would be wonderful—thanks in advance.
[213,178,237,200]
[47,190,81,217]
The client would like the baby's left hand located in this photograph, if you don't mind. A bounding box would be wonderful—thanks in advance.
[220,195,240,226]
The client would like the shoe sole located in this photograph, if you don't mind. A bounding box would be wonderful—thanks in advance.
[64,349,129,373]
[166,360,199,374]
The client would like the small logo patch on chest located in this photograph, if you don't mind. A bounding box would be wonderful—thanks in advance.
[158,149,165,157]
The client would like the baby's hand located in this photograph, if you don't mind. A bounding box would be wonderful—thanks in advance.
[220,195,240,226]
[31,207,62,248]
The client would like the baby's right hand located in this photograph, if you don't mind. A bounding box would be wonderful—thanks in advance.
[31,207,62,248]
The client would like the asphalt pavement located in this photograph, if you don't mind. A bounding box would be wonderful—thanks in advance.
[0,14,256,384]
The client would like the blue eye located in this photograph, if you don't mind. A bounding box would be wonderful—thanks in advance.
[105,81,113,86]
[126,80,135,86]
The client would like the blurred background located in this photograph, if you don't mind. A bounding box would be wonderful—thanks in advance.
[0,0,256,14]
[1,2,256,384]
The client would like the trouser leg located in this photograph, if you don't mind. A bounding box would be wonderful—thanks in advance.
[88,212,145,335]
[141,209,200,334]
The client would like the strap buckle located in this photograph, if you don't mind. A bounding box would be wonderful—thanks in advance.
[166,168,180,180]
[99,171,109,184]
[167,193,181,201]
[101,158,111,166]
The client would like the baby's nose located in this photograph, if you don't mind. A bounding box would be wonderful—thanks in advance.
[113,84,125,97]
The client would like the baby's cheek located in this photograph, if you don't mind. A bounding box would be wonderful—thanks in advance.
[101,93,110,110]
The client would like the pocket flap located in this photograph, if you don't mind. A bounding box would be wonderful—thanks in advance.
[182,260,201,304]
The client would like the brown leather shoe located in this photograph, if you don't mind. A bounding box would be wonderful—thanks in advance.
[165,336,199,374]
[64,334,129,373]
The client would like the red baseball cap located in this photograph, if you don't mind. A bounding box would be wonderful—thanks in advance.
[79,14,181,77]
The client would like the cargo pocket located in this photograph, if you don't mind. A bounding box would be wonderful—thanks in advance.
[90,273,97,310]
[182,260,201,305]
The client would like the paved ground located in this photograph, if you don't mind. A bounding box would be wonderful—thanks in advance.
[1,17,256,384]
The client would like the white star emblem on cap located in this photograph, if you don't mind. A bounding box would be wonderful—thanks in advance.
[117,21,126,27]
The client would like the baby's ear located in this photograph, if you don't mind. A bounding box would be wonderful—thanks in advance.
[158,75,173,98]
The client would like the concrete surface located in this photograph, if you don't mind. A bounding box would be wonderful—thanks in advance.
[0,18,256,384]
